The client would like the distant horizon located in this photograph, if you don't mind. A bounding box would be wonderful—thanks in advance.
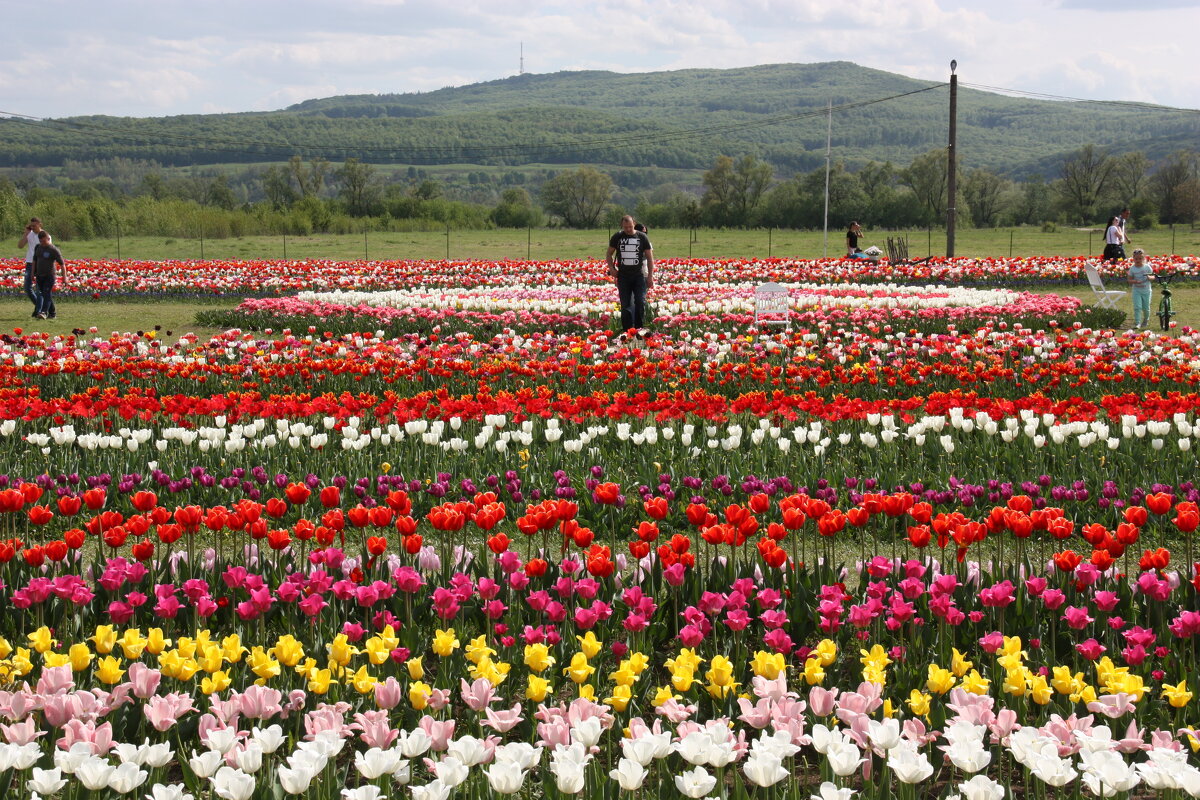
[1,0,1196,119]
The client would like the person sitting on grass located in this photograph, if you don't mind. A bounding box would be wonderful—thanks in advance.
[31,231,66,321]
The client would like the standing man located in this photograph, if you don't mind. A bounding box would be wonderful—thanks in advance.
[31,231,65,320]
[17,217,49,318]
[606,215,653,336]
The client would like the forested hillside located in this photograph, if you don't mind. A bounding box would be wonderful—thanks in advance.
[2,62,1195,177]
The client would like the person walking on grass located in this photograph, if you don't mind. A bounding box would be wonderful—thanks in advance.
[1127,248,1152,330]
[606,215,654,337]
[31,231,65,320]
[17,217,51,318]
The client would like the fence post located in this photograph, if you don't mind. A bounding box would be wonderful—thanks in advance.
[283,235,287,259]
[927,226,931,258]
[1088,230,1093,256]
[527,226,531,260]
[199,228,204,260]
[1009,229,1014,258]
[768,227,773,258]
[445,225,450,260]
[1172,223,1176,255]
[364,228,368,261]
[116,221,121,261]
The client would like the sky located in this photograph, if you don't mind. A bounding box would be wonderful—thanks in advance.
[1,0,1198,119]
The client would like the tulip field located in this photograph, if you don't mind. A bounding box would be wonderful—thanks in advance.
[4,253,1200,800]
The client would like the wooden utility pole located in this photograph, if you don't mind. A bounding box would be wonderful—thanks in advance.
[947,60,958,258]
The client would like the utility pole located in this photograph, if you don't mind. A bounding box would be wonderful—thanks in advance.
[822,98,832,258]
[946,60,958,258]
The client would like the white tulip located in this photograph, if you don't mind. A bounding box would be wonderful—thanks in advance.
[674,765,718,798]
[484,760,527,794]
[210,767,255,800]
[609,758,648,790]
[28,767,67,796]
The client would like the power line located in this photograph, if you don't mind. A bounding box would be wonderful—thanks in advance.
[0,82,948,163]
[958,82,1200,114]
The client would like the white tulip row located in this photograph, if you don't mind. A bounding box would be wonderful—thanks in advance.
[11,408,1200,462]
[298,282,1024,318]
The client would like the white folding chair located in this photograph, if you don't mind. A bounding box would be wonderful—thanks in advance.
[1084,263,1126,310]
[753,282,791,330]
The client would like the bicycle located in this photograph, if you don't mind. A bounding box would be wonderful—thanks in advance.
[1156,274,1176,332]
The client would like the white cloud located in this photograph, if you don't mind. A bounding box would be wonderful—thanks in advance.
[0,0,1196,118]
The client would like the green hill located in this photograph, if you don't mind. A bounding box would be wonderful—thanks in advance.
[1,62,1195,177]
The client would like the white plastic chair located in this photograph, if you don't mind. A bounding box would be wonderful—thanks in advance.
[1084,263,1126,310]
[753,282,791,330]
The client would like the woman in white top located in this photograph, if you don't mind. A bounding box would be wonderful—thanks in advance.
[1102,216,1124,262]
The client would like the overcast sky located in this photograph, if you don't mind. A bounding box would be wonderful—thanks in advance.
[1,0,1197,119]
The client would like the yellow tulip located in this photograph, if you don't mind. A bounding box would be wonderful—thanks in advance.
[803,658,826,686]
[328,634,355,667]
[95,655,125,684]
[651,685,680,707]
[859,644,892,672]
[609,664,638,687]
[248,647,281,682]
[814,639,838,667]
[749,651,785,680]
[377,625,399,652]
[465,634,495,665]
[627,652,650,675]
[202,670,232,695]
[1002,668,1029,697]
[578,684,596,701]
[926,664,956,695]
[272,635,305,668]
[27,627,55,654]
[706,682,736,700]
[119,629,147,660]
[68,643,94,672]
[670,667,695,693]
[409,681,431,710]
[307,669,333,695]
[10,648,33,676]
[576,632,603,660]
[862,666,888,687]
[907,689,931,717]
[0,636,11,659]
[43,652,71,668]
[524,644,555,673]
[432,629,460,658]
[1163,680,1194,709]
[960,670,991,695]
[222,634,247,663]
[175,636,197,660]
[363,637,391,666]
[526,675,551,703]
[91,626,118,655]
[1029,675,1053,705]
[563,652,595,684]
[349,665,377,694]
[1051,666,1081,696]
[950,648,973,678]
[197,644,224,674]
[146,629,171,655]
[605,683,633,712]
[407,656,425,680]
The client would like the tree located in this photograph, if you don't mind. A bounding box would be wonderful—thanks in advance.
[288,156,329,198]
[1057,145,1115,224]
[412,180,442,201]
[1015,174,1052,225]
[336,158,379,216]
[540,167,613,228]
[962,169,1006,228]
[262,165,297,210]
[205,175,237,210]
[1109,151,1149,207]
[1151,151,1200,224]
[490,188,541,228]
[900,150,951,225]
[701,155,773,226]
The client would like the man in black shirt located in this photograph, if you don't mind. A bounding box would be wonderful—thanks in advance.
[606,215,654,335]
[31,231,66,320]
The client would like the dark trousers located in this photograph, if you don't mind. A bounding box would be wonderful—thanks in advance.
[616,271,646,331]
[35,273,56,316]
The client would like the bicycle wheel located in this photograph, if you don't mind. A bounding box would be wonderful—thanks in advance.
[1158,296,1172,331]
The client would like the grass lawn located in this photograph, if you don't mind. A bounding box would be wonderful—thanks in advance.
[1,297,240,340]
[52,225,1200,262]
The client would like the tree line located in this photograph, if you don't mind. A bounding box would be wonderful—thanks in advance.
[1,146,1196,242]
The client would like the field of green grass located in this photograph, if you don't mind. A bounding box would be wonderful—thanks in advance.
[51,224,1200,263]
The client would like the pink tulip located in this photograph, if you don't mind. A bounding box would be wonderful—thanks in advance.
[374,677,403,710]
[460,678,497,711]
[1062,606,1094,630]
[127,663,162,699]
[145,692,196,731]
[482,703,523,733]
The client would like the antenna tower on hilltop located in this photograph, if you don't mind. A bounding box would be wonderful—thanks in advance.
[520,42,525,75]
